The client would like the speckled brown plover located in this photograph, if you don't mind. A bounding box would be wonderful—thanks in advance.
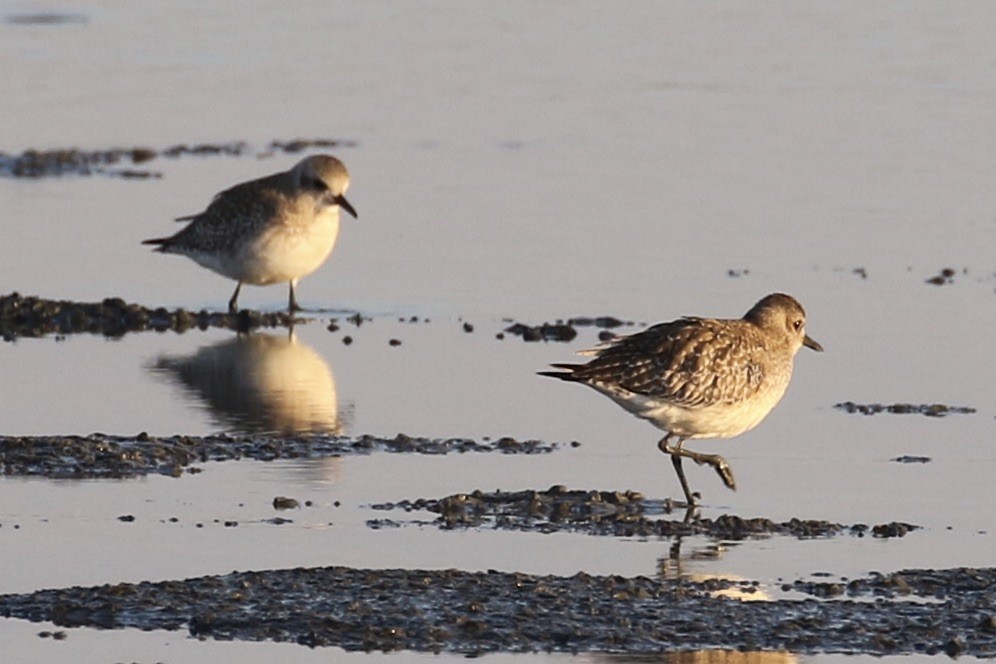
[540,293,822,506]
[143,155,357,313]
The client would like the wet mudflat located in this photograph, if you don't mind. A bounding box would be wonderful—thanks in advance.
[4,3,996,663]
[0,292,296,338]
[369,486,917,540]
[0,138,354,179]
[2,565,994,657]
[0,432,558,479]
[0,296,991,660]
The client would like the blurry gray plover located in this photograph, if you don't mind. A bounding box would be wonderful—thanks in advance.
[539,293,822,506]
[143,155,357,313]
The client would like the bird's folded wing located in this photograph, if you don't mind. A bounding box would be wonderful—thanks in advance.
[572,318,765,408]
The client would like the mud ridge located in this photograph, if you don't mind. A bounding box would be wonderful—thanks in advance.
[834,401,976,417]
[503,316,636,343]
[0,292,295,339]
[0,138,356,178]
[1,565,993,656]
[0,433,562,479]
[368,487,917,539]
[2,292,648,343]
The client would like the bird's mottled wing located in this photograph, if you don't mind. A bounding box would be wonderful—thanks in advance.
[571,318,766,408]
[168,179,282,252]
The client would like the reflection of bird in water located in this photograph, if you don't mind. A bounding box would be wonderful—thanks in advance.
[585,650,796,664]
[661,653,795,664]
[151,331,342,436]
[576,537,797,664]
[142,155,358,313]
[541,294,822,506]
[659,539,771,602]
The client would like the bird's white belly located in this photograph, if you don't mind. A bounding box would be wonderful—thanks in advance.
[597,382,790,439]
[215,212,340,285]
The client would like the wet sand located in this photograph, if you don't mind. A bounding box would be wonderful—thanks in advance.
[0,431,560,479]
[0,297,959,657]
[2,565,993,656]
[3,4,996,661]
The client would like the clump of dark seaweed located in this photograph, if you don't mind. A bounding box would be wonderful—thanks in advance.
[0,433,562,479]
[1,565,992,656]
[0,138,357,178]
[834,402,976,417]
[370,486,918,540]
[0,292,294,340]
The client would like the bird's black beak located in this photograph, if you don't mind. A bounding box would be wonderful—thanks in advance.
[335,194,358,219]
[803,335,823,352]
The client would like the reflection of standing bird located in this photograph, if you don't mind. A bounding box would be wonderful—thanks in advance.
[151,332,341,436]
[540,293,822,506]
[143,155,358,313]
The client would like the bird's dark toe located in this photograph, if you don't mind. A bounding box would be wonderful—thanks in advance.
[713,460,736,491]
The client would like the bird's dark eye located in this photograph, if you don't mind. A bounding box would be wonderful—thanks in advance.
[793,319,803,331]
[303,175,328,191]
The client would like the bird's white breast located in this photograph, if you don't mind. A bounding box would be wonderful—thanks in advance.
[224,207,341,285]
[593,376,792,440]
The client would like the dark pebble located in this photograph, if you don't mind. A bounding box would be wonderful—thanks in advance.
[504,322,577,342]
[272,496,300,510]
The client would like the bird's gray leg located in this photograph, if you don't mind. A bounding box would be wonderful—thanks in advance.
[673,440,735,492]
[659,435,737,499]
[228,282,242,314]
[658,434,697,506]
[288,279,301,312]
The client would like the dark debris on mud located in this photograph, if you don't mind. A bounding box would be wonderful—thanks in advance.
[1,565,994,656]
[368,486,918,540]
[892,455,932,464]
[4,11,87,25]
[0,138,356,178]
[502,316,633,343]
[0,292,295,339]
[0,433,561,479]
[834,401,976,417]
[503,321,579,342]
[789,567,996,604]
[925,267,961,285]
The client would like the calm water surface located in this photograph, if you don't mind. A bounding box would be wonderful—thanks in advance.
[1,2,994,662]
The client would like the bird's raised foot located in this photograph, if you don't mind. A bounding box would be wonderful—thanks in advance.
[711,457,736,491]
[685,452,736,491]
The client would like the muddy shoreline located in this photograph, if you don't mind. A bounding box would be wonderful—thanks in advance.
[0,292,297,338]
[369,486,917,540]
[0,292,983,658]
[0,433,562,479]
[0,292,624,341]
[0,139,356,179]
[2,565,993,656]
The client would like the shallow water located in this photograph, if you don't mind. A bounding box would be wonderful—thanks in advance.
[1,1,995,661]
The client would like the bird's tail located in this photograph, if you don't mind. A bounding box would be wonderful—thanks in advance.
[141,237,171,252]
[537,363,584,381]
